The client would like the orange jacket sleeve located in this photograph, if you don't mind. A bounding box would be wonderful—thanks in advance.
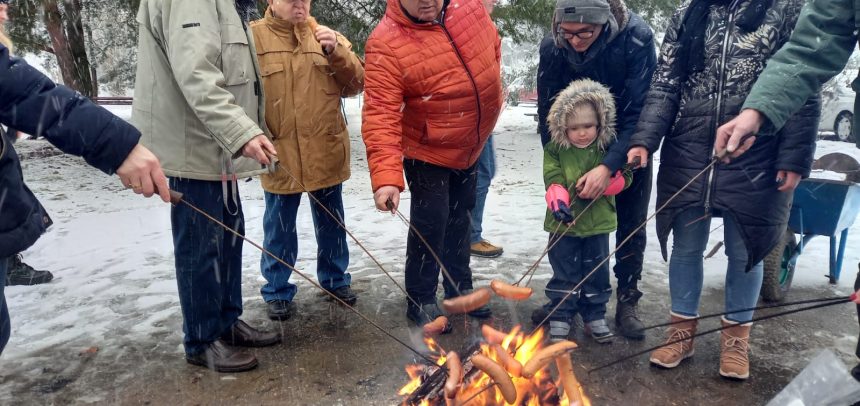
[361,37,407,192]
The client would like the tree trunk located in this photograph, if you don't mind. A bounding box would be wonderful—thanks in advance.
[42,0,97,97]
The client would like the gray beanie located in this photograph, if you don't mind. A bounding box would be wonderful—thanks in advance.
[554,0,612,25]
[552,0,618,49]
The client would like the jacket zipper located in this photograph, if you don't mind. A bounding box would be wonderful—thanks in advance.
[436,17,483,154]
[704,2,738,210]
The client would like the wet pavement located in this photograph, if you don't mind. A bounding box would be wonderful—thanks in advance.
[2,256,858,405]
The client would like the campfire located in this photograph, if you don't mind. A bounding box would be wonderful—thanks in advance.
[399,326,591,405]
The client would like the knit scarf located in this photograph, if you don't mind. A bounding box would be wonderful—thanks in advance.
[674,0,771,81]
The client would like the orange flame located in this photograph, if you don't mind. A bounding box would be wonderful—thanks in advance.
[399,325,591,405]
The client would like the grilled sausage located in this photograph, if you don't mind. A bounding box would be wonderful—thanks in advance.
[481,324,509,345]
[490,280,533,300]
[492,344,523,378]
[470,354,517,404]
[443,352,463,399]
[522,340,578,378]
[422,316,450,337]
[441,288,491,314]
[555,354,585,404]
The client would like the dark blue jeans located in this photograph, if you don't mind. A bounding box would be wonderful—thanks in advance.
[170,178,244,356]
[260,185,351,302]
[404,159,476,305]
[613,163,652,294]
[470,136,496,244]
[545,233,612,322]
[0,256,9,355]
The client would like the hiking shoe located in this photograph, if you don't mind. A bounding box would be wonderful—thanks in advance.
[328,286,358,306]
[445,289,492,318]
[615,290,645,340]
[719,317,752,380]
[185,339,258,373]
[585,319,614,343]
[470,240,503,258]
[266,300,294,321]
[406,302,452,334]
[5,255,53,286]
[650,313,697,368]
[549,320,571,342]
[221,320,281,347]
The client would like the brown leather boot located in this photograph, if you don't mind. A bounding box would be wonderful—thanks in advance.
[650,312,697,368]
[719,317,752,380]
[221,319,281,347]
[185,339,258,372]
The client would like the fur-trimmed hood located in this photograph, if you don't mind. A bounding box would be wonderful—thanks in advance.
[547,79,616,150]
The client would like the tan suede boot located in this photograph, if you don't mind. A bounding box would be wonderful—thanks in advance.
[719,317,752,380]
[650,312,697,368]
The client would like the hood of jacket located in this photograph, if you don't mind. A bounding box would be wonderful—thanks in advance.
[547,78,617,150]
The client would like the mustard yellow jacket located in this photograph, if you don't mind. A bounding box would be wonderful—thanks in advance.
[251,10,364,194]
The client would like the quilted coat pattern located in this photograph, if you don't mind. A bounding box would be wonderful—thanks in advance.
[361,0,504,191]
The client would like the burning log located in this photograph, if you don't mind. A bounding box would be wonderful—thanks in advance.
[405,344,481,405]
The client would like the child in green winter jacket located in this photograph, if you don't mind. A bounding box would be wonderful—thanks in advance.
[535,79,630,342]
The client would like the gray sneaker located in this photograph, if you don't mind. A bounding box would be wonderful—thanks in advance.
[585,319,614,343]
[549,320,571,342]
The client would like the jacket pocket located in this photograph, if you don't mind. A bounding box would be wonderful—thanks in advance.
[261,63,285,138]
[221,24,251,87]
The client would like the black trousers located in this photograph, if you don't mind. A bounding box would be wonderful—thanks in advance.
[613,163,652,294]
[403,159,476,305]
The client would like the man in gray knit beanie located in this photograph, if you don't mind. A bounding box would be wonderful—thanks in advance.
[536,0,658,342]
[552,0,618,51]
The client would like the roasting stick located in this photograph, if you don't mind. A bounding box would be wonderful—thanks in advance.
[589,297,853,373]
[269,160,436,323]
[386,200,468,300]
[165,190,438,365]
[635,295,850,332]
[513,157,642,288]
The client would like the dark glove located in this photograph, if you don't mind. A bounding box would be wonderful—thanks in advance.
[552,200,574,224]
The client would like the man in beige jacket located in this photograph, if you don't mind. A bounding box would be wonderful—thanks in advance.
[251,0,364,320]
[133,0,280,373]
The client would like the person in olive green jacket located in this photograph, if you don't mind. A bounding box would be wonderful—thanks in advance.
[250,0,364,321]
[714,0,860,380]
[717,0,860,154]
[133,0,280,373]
[535,79,630,343]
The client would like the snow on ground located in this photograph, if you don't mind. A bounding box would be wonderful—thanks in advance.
[2,98,859,377]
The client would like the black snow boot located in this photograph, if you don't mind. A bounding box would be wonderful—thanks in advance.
[615,289,645,340]
[5,255,53,286]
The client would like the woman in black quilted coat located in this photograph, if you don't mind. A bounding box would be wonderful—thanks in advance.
[626,0,819,380]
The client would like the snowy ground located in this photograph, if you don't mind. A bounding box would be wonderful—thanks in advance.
[1,98,859,404]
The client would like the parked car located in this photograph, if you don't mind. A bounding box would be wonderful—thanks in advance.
[819,92,855,143]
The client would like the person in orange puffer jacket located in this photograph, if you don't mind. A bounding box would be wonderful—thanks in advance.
[362,0,503,331]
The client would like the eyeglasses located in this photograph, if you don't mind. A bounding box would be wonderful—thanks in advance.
[557,29,595,40]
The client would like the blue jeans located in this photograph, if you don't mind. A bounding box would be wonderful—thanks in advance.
[545,233,612,322]
[470,136,496,244]
[669,207,764,323]
[0,257,9,355]
[260,185,350,302]
[170,178,244,356]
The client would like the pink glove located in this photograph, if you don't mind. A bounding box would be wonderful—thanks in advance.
[851,290,860,304]
[603,171,625,196]
[545,184,570,211]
